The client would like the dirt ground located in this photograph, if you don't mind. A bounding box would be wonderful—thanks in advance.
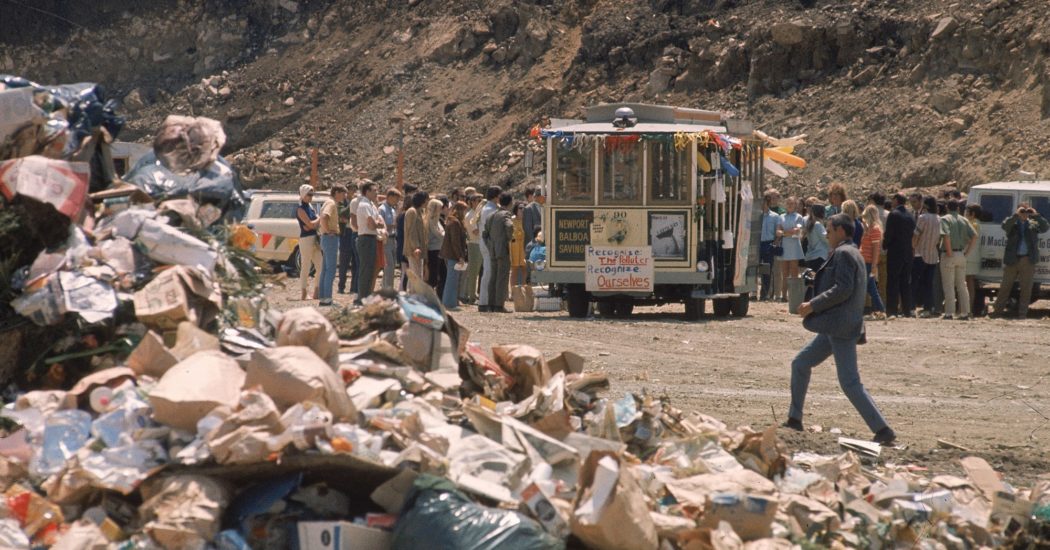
[268,282,1050,487]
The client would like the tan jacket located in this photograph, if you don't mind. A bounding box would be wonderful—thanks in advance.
[403,207,427,256]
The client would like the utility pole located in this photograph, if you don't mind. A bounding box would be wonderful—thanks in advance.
[309,140,320,189]
[396,125,405,191]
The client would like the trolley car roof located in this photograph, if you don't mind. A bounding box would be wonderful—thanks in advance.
[547,103,751,136]
[550,121,728,135]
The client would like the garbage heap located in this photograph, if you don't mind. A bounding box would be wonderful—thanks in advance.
[1,278,1049,550]
[1,82,1049,550]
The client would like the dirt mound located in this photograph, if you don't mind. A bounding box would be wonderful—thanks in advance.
[5,0,1050,196]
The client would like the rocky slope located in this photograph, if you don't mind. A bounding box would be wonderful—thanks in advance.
[4,0,1050,198]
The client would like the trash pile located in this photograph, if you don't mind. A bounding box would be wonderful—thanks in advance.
[2,77,1050,550]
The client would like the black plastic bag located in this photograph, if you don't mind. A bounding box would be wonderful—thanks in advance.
[392,475,563,550]
[124,151,247,220]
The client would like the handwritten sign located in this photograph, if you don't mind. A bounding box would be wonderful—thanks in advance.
[585,246,654,292]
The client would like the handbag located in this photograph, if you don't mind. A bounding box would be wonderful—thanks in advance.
[772,238,784,257]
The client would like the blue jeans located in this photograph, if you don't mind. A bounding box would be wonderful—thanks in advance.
[442,259,461,309]
[319,234,340,303]
[866,263,885,312]
[789,333,889,433]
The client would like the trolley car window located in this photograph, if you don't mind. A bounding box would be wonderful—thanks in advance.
[599,140,642,205]
[552,140,594,205]
[648,141,690,204]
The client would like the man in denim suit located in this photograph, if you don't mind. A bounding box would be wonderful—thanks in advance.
[783,214,896,445]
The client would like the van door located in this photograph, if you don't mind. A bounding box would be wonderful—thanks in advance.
[974,191,1015,283]
[1019,193,1050,283]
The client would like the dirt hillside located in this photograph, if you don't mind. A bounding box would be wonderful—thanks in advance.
[4,0,1050,197]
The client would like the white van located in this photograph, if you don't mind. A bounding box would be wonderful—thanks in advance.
[968,180,1050,309]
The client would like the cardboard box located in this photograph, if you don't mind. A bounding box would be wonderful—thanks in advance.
[699,492,779,541]
[297,521,391,550]
[133,266,221,331]
[512,285,535,312]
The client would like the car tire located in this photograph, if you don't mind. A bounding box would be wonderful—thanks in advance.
[614,301,634,318]
[730,293,750,317]
[712,298,732,317]
[566,285,590,318]
[597,301,616,318]
[684,298,705,321]
[287,246,302,278]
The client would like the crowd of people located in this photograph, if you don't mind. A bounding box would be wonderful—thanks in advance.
[760,183,1049,320]
[294,181,547,311]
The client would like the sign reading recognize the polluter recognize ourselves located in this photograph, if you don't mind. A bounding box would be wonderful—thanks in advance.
[585,246,654,292]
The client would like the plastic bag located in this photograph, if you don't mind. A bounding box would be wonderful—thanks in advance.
[392,475,563,550]
[124,150,246,219]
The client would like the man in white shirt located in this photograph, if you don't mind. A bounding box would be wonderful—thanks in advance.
[340,186,363,295]
[460,191,483,304]
[378,188,402,290]
[478,185,501,311]
[355,182,384,302]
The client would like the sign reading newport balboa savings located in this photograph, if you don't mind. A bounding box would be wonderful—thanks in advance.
[585,246,654,292]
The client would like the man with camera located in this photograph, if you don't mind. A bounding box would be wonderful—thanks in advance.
[992,204,1049,318]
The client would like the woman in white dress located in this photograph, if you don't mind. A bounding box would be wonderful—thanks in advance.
[776,196,805,301]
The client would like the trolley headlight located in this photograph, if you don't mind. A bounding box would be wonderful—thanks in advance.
[534,260,546,271]
[696,261,709,273]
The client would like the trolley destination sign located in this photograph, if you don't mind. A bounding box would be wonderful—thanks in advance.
[585,246,654,292]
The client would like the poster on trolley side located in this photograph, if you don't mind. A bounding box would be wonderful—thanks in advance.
[585,246,654,293]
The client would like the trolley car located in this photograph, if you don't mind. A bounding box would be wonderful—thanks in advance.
[532,103,765,319]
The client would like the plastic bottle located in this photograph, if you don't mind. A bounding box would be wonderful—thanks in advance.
[89,387,114,413]
[291,407,332,451]
[32,410,92,477]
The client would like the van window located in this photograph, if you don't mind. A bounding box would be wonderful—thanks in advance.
[552,139,594,205]
[260,201,300,219]
[1023,195,1050,220]
[260,200,323,219]
[978,194,1014,224]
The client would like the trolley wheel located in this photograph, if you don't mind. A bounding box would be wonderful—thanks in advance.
[597,301,616,318]
[730,293,750,317]
[566,285,590,318]
[614,301,634,318]
[684,298,706,321]
[712,298,732,317]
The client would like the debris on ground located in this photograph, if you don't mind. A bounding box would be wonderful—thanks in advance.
[2,75,1050,549]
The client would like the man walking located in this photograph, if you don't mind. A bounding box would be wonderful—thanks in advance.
[992,203,1050,318]
[883,193,916,317]
[477,185,501,311]
[378,188,402,290]
[355,182,384,302]
[318,184,347,306]
[784,214,895,445]
[939,199,977,320]
[483,192,514,313]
